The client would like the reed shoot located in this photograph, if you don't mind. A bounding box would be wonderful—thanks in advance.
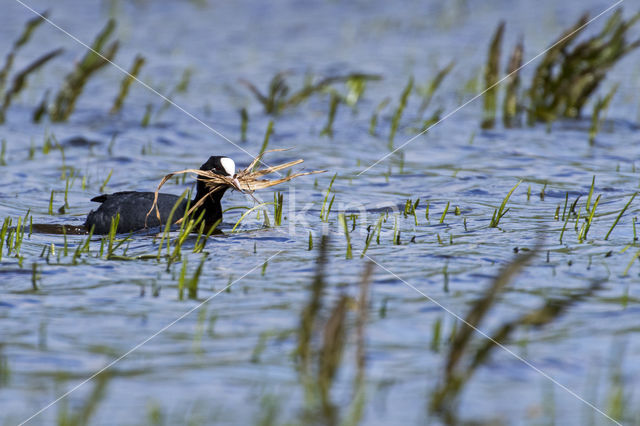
[605,193,637,240]
[50,19,119,122]
[481,21,505,129]
[338,213,353,259]
[320,92,340,138]
[503,38,523,128]
[110,54,145,114]
[418,61,455,114]
[389,76,413,148]
[490,180,521,228]
[588,84,618,145]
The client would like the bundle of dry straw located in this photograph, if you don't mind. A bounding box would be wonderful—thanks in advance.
[147,149,325,224]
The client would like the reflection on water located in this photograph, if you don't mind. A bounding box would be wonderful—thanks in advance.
[30,223,88,235]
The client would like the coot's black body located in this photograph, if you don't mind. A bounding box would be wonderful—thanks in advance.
[85,156,235,234]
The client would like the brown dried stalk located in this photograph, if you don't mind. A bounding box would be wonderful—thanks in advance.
[147,148,325,224]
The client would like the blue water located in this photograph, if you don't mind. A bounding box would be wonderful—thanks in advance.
[1,0,639,425]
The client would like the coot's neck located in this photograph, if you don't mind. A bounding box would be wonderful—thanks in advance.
[193,180,228,227]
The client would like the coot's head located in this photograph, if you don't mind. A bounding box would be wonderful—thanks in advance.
[200,156,236,177]
[196,156,240,198]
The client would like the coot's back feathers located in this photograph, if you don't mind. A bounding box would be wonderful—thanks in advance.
[85,192,187,234]
[84,155,235,234]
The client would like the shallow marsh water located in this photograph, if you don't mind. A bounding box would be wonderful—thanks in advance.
[1,0,640,425]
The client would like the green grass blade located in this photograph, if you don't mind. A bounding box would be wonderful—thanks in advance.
[605,193,637,240]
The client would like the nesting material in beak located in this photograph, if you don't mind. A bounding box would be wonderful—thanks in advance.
[146,149,326,224]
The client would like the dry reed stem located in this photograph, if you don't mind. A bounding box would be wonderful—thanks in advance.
[147,149,325,225]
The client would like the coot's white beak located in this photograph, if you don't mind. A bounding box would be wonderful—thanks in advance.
[232,176,242,191]
[219,157,241,191]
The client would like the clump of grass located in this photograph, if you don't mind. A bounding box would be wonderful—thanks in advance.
[439,277,600,421]
[361,216,383,258]
[430,242,601,423]
[440,201,450,224]
[489,180,521,228]
[239,107,249,141]
[231,202,272,232]
[295,237,373,425]
[392,216,401,245]
[623,250,640,276]
[32,90,49,123]
[110,54,145,114]
[156,191,189,259]
[56,371,111,426]
[193,218,220,253]
[320,174,337,223]
[30,262,40,290]
[479,10,639,128]
[177,255,206,300]
[320,92,340,138]
[99,169,113,193]
[0,13,48,94]
[404,198,419,226]
[388,76,413,148]
[0,212,31,261]
[344,74,369,108]
[155,67,192,118]
[418,108,443,133]
[579,194,601,242]
[481,21,505,129]
[528,10,640,123]
[50,19,119,122]
[257,120,274,161]
[605,193,637,240]
[369,97,390,135]
[140,103,152,127]
[0,139,5,166]
[241,71,381,115]
[48,189,54,215]
[0,48,63,124]
[585,175,596,214]
[338,213,353,259]
[0,217,12,261]
[0,13,62,124]
[166,207,209,266]
[503,38,524,127]
[273,192,284,226]
[72,225,94,265]
[417,61,455,114]
[105,213,124,259]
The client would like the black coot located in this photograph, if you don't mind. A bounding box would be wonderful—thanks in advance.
[85,156,236,234]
